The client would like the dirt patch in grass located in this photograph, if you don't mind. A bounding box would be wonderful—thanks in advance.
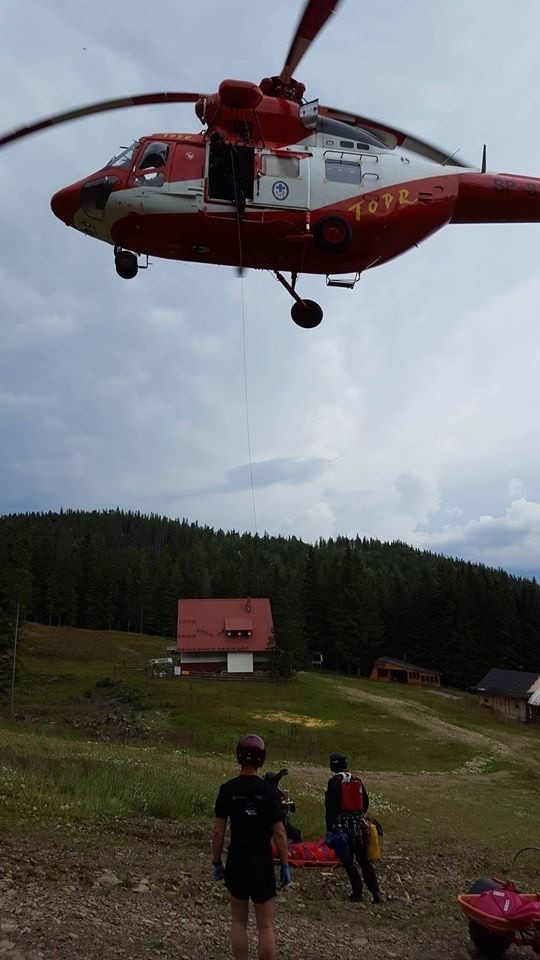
[253,711,336,729]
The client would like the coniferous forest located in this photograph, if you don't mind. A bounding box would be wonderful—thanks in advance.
[1,509,539,688]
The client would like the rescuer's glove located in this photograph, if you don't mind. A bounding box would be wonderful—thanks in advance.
[280,864,292,888]
[212,861,225,881]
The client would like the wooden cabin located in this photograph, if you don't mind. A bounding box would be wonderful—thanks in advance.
[370,656,441,686]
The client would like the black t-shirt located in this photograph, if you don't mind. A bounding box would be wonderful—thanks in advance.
[214,774,281,857]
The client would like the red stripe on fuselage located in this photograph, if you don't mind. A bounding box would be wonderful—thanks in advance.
[110,174,460,274]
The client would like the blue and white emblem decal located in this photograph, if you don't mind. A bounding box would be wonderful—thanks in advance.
[272,180,289,201]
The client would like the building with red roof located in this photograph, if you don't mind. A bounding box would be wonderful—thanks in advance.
[176,597,275,675]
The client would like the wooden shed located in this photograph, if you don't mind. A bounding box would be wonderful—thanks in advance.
[370,656,441,686]
[474,668,540,722]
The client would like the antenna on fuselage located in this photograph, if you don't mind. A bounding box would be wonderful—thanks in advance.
[481,144,487,173]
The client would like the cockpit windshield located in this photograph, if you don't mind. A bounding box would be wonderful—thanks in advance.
[106,141,140,169]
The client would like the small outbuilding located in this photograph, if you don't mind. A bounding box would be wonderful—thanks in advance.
[370,656,441,686]
[474,668,540,722]
[176,597,274,676]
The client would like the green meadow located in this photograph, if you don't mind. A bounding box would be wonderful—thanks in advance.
[1,621,538,924]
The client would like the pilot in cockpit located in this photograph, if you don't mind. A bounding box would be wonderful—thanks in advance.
[135,141,169,187]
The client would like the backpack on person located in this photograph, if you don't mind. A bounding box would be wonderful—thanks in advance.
[334,771,365,813]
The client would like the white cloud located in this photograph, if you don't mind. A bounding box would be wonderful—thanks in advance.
[507,478,524,500]
[1,0,540,577]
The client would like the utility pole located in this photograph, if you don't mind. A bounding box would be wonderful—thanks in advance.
[9,601,20,717]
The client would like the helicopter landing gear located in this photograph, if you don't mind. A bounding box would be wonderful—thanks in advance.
[274,270,323,328]
[290,299,323,328]
[114,248,138,280]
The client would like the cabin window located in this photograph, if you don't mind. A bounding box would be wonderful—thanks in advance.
[325,159,361,184]
[261,155,300,178]
[340,140,354,148]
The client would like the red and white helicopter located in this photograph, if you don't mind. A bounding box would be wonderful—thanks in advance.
[2,0,540,328]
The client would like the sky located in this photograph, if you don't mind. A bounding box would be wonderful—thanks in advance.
[2,0,540,579]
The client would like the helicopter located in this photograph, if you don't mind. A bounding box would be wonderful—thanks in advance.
[2,0,540,329]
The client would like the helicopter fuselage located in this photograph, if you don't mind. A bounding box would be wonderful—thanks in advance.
[51,119,540,280]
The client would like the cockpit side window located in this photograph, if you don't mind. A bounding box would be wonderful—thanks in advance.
[139,142,169,170]
[133,141,170,188]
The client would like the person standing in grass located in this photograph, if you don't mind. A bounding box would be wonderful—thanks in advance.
[325,751,382,904]
[212,734,291,960]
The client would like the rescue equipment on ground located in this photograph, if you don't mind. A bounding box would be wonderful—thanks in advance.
[458,846,540,957]
[271,838,341,869]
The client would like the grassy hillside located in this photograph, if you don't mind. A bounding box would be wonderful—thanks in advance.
[1,620,538,926]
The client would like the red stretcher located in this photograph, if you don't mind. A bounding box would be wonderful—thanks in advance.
[271,839,342,869]
[458,847,540,956]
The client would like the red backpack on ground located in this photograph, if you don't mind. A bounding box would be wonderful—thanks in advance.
[334,772,364,812]
[474,889,540,925]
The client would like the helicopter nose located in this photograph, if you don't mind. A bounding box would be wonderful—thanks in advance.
[50,184,81,226]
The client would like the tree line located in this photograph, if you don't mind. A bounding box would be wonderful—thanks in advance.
[1,509,539,689]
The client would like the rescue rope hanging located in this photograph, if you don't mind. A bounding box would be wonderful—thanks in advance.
[231,152,265,593]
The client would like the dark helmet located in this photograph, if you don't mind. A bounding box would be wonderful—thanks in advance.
[236,734,266,768]
[329,752,348,772]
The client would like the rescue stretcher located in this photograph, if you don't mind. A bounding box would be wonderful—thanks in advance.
[271,817,382,869]
[271,839,342,869]
[458,847,540,957]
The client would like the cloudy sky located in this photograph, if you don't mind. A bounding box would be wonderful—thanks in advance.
[2,0,540,578]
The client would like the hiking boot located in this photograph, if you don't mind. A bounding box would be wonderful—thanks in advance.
[348,893,363,902]
[372,892,383,904]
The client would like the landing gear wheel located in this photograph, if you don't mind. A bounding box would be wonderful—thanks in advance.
[115,250,138,280]
[291,299,323,328]
[313,215,352,254]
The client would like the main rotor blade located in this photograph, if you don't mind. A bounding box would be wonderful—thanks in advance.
[0,92,205,149]
[279,0,341,89]
[319,105,474,168]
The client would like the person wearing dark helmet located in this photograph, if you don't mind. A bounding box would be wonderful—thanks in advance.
[212,734,290,960]
[325,751,382,904]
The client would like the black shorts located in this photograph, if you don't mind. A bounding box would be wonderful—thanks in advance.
[225,852,276,904]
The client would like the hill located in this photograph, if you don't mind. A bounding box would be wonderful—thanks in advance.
[2,508,540,688]
[0,622,538,958]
